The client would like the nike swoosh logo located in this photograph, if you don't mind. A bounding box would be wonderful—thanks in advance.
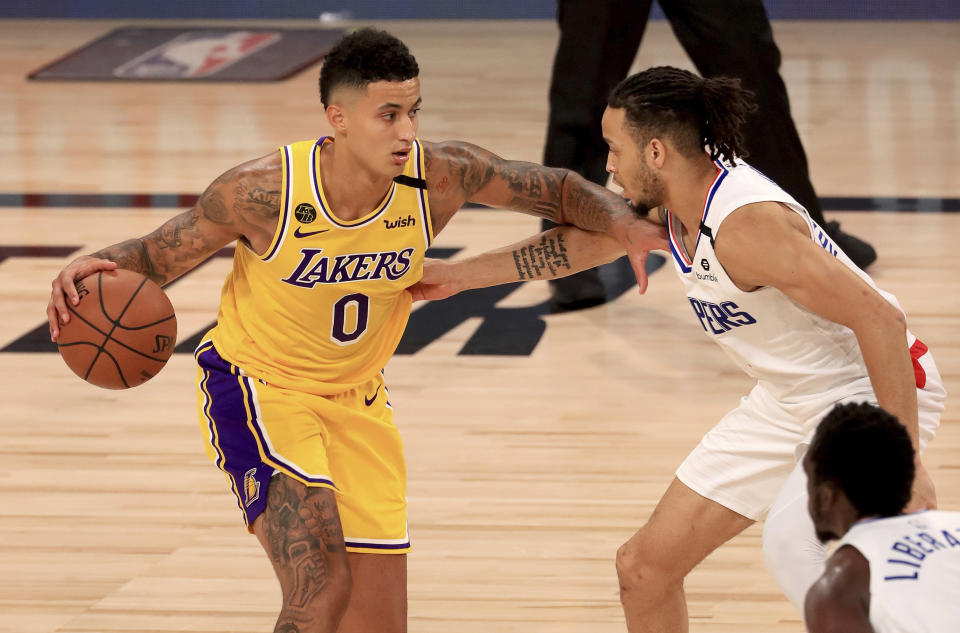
[294,227,329,238]
[364,385,381,406]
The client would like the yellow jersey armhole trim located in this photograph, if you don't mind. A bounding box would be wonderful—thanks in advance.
[260,145,292,262]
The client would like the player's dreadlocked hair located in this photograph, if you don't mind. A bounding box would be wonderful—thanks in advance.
[608,66,757,164]
[319,28,419,107]
[807,402,915,518]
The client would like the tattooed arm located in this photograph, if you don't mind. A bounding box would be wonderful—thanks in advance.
[422,140,636,233]
[47,151,282,341]
[421,140,667,292]
[408,226,626,302]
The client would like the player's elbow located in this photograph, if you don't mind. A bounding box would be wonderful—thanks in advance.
[848,296,905,338]
[874,300,907,335]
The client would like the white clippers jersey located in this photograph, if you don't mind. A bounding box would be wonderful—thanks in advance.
[836,511,960,633]
[665,159,922,403]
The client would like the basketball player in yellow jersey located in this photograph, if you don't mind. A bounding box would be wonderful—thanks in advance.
[46,29,665,633]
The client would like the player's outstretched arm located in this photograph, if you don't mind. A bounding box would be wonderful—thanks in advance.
[423,140,638,231]
[420,140,666,290]
[804,546,874,633]
[47,152,282,342]
[408,225,627,301]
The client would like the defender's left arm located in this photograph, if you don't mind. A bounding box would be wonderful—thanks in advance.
[804,547,875,633]
[421,140,662,286]
[716,202,934,510]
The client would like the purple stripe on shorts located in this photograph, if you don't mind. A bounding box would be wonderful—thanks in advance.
[195,343,272,527]
[345,540,411,550]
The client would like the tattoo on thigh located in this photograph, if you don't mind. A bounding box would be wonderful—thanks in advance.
[263,476,347,610]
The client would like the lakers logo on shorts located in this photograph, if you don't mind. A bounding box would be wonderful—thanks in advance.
[243,467,261,507]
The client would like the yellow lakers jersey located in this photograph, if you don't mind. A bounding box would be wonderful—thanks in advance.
[207,137,434,395]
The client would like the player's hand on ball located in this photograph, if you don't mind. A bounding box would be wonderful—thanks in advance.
[48,255,118,341]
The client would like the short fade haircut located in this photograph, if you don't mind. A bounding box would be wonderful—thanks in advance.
[319,28,419,107]
[807,402,915,518]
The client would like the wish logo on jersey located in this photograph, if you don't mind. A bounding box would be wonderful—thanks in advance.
[282,247,415,288]
[688,298,757,335]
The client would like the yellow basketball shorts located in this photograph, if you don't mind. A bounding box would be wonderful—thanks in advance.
[194,340,409,553]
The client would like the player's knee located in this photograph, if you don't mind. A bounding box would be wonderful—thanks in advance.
[616,529,682,600]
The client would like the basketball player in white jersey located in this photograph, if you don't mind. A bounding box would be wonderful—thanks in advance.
[410,65,947,631]
[804,402,960,633]
[44,30,666,633]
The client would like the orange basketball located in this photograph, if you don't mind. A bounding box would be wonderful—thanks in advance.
[57,269,177,389]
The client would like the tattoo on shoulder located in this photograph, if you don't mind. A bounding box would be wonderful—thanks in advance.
[512,232,572,280]
[233,171,281,222]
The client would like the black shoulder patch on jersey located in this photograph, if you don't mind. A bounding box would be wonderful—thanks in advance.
[393,175,427,190]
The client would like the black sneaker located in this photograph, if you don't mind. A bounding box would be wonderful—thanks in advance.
[824,220,877,270]
[548,268,607,313]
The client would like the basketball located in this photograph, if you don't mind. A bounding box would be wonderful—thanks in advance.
[57,269,178,389]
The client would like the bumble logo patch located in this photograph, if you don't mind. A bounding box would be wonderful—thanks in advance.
[243,467,261,507]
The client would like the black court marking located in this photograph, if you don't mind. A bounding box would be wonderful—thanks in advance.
[2,245,231,354]
[2,193,960,212]
[13,244,650,357]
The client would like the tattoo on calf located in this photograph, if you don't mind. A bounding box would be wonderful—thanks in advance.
[512,233,572,280]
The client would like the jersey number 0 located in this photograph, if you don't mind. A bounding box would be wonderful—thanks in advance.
[331,293,370,345]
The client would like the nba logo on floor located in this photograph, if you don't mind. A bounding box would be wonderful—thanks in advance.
[113,31,281,78]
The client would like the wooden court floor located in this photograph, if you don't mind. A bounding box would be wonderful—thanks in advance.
[1,18,958,633]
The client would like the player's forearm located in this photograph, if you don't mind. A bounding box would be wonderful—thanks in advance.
[90,208,220,287]
[91,239,164,285]
[450,226,623,291]
[558,170,636,233]
[853,307,920,451]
